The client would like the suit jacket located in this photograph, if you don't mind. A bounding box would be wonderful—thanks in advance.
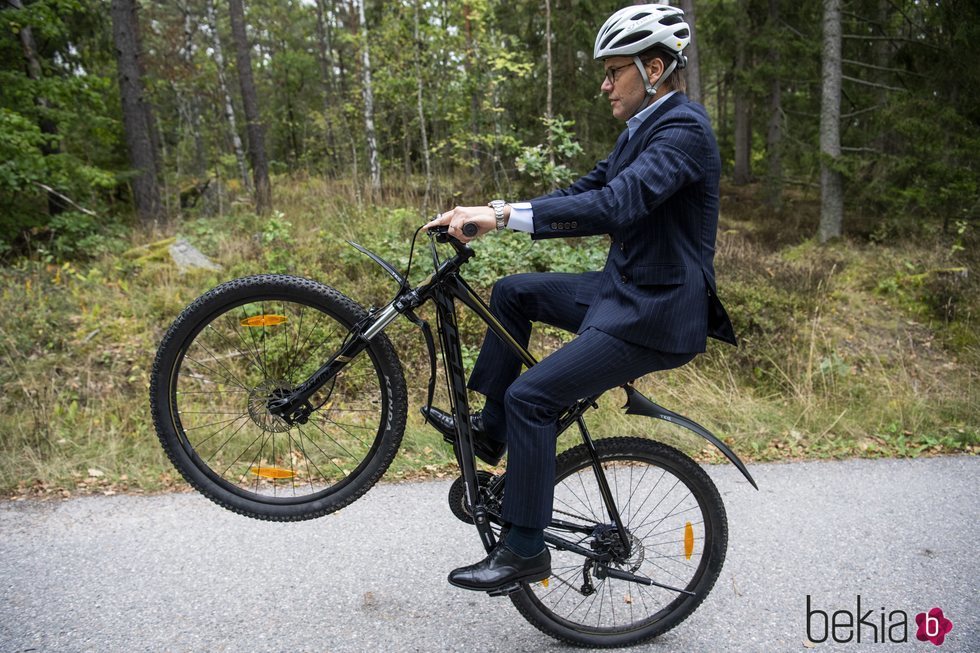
[528,92,737,353]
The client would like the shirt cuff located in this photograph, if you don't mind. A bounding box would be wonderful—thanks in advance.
[507,202,534,233]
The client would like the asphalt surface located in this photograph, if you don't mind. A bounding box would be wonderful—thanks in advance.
[1,456,977,653]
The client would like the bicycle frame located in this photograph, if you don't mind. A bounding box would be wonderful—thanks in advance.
[269,228,755,594]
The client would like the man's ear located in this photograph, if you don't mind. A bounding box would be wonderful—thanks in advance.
[646,57,665,83]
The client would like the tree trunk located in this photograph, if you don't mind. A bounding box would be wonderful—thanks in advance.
[228,0,272,213]
[732,0,752,185]
[110,0,163,226]
[314,0,338,173]
[764,0,782,209]
[356,0,380,193]
[545,0,554,166]
[413,0,432,205]
[205,0,251,193]
[179,1,207,178]
[8,0,64,215]
[679,0,702,104]
[819,0,844,242]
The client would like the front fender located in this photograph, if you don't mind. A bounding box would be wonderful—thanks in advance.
[347,240,407,290]
[622,385,758,489]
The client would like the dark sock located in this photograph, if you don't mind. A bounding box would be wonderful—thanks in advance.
[504,525,545,557]
[480,398,506,443]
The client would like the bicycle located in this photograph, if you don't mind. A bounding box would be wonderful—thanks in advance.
[149,223,758,648]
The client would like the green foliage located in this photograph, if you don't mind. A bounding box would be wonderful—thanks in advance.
[515,116,585,194]
[259,212,296,273]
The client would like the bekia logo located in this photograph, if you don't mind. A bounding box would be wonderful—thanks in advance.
[806,596,954,646]
[915,608,954,646]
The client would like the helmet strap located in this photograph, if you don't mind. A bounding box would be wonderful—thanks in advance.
[633,55,678,98]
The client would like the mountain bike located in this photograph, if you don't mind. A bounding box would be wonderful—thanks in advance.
[149,223,758,648]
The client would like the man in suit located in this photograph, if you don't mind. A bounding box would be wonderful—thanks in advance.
[423,3,736,593]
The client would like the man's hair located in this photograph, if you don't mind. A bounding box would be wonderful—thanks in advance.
[639,48,687,94]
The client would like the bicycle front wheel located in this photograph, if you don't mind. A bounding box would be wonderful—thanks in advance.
[510,437,727,648]
[150,274,407,521]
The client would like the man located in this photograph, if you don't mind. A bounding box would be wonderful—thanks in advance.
[423,4,736,593]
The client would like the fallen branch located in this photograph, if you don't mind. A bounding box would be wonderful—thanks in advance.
[31,182,98,217]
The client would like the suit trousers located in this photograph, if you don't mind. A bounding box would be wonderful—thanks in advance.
[467,272,696,529]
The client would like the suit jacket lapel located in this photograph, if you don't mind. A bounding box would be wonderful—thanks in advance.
[609,93,688,176]
[605,129,630,181]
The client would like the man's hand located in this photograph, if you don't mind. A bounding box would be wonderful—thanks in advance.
[423,206,496,243]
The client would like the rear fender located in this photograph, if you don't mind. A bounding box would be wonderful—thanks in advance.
[622,385,758,489]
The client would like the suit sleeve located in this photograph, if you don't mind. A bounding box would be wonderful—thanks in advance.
[530,115,707,239]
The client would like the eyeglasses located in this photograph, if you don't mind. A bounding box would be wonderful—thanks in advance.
[603,63,633,85]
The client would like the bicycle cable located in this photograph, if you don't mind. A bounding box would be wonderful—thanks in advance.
[401,222,430,286]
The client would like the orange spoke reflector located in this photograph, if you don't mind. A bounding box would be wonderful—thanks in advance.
[684,521,694,560]
[249,465,296,479]
[240,314,288,327]
[540,578,549,588]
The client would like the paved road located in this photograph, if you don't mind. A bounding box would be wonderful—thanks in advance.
[1,456,976,652]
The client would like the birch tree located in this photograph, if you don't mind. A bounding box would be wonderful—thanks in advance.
[356,0,380,192]
[205,0,250,193]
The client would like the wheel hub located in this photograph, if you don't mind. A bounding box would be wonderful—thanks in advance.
[248,380,296,433]
[591,525,645,572]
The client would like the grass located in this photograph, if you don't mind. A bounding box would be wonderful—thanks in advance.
[0,176,977,498]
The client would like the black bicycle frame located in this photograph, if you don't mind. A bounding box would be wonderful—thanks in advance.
[270,229,754,593]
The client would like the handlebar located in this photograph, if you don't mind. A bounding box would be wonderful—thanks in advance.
[426,223,478,243]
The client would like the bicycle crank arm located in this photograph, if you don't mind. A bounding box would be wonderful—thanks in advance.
[594,565,696,596]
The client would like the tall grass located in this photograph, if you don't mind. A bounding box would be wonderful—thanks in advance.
[0,177,976,497]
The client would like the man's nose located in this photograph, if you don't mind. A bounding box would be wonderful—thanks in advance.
[600,77,613,93]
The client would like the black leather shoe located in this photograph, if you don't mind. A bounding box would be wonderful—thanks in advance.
[448,544,551,592]
[420,406,507,465]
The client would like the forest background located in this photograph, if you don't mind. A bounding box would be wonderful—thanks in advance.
[0,0,977,497]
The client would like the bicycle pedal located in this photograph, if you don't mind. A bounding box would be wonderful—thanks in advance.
[486,582,521,597]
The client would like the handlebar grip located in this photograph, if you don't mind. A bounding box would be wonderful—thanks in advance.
[461,222,478,237]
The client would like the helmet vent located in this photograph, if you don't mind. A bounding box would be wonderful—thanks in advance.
[674,28,690,39]
[631,12,652,20]
[616,30,653,48]
[661,14,683,26]
[600,28,624,50]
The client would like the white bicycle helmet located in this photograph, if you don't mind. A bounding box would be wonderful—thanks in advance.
[594,4,690,67]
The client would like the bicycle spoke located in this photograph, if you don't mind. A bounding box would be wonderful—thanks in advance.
[523,443,724,638]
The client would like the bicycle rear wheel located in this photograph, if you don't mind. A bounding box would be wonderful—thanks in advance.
[510,437,727,647]
[150,274,407,521]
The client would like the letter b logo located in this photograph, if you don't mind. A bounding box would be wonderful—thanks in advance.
[806,595,828,643]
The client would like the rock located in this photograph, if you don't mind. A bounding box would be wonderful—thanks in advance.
[169,237,222,273]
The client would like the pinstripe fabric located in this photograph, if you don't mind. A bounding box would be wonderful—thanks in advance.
[530,92,736,351]
[465,94,734,529]
[466,273,693,528]
[500,328,693,529]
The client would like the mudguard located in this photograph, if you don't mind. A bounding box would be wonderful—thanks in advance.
[347,240,408,290]
[622,384,758,489]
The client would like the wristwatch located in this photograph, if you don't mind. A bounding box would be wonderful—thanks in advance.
[488,200,507,231]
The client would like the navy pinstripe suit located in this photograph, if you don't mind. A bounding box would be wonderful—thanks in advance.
[468,93,737,529]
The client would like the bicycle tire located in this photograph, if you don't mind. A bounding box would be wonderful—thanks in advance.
[150,274,407,521]
[510,437,727,647]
